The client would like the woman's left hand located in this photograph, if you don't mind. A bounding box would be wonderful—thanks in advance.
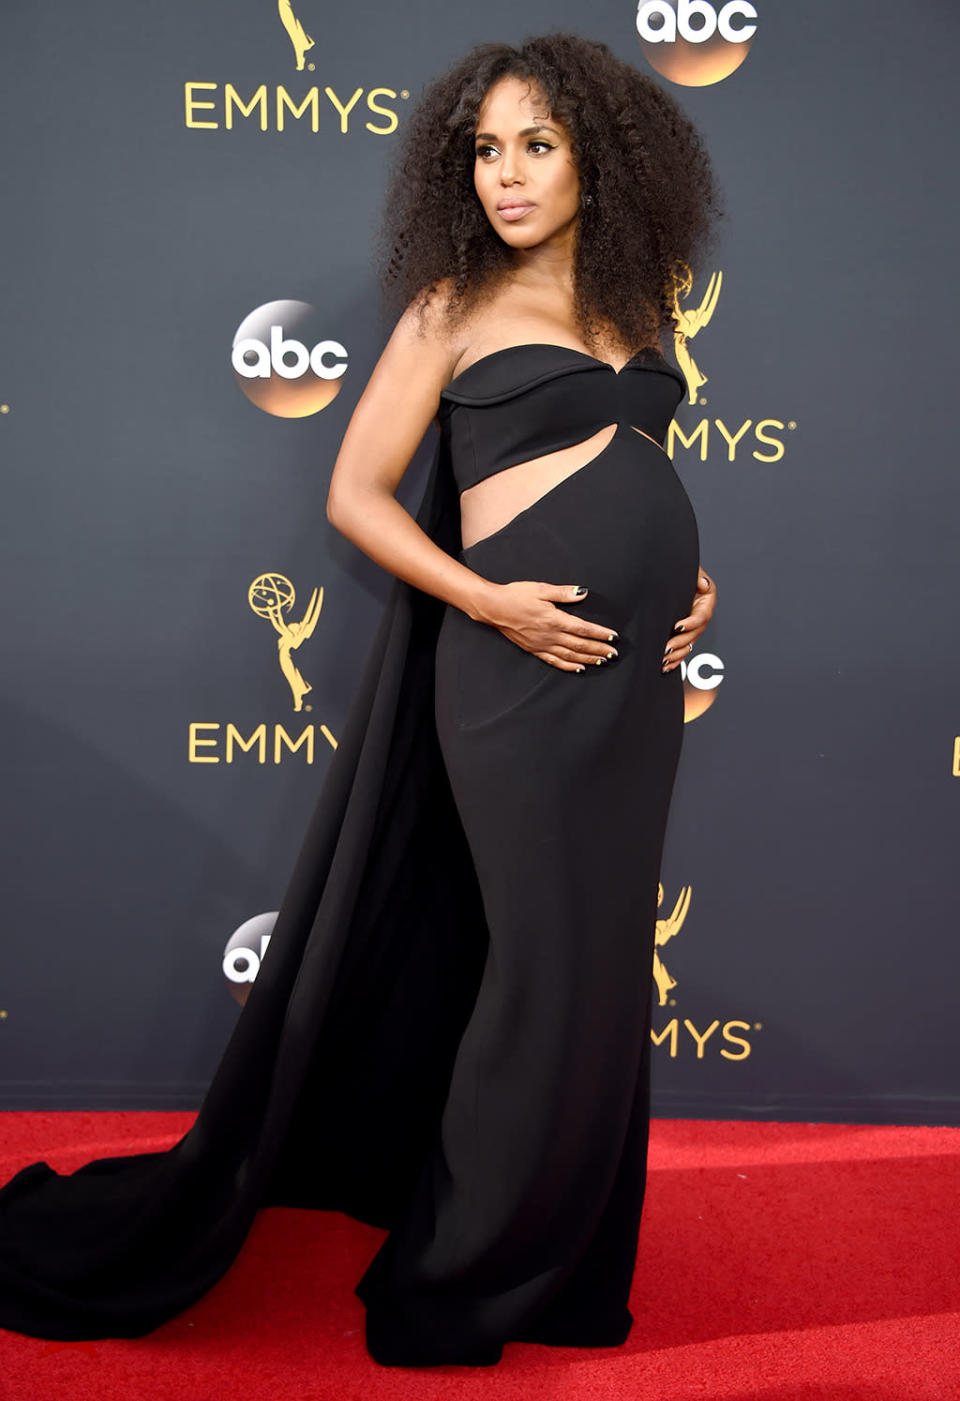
[661,569,717,673]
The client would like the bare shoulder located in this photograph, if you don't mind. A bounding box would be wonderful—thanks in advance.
[336,281,468,456]
[379,278,466,388]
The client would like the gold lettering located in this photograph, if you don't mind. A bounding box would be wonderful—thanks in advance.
[715,418,752,462]
[683,1018,720,1058]
[753,419,786,463]
[225,723,267,764]
[185,82,218,130]
[721,1020,752,1060]
[277,85,320,132]
[650,1019,679,1057]
[954,737,960,776]
[667,418,708,462]
[366,88,399,135]
[188,722,220,763]
[225,84,268,131]
[274,724,314,764]
[324,86,363,134]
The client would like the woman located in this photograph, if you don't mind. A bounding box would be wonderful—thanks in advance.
[0,33,720,1367]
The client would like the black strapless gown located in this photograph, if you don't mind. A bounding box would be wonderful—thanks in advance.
[0,344,699,1367]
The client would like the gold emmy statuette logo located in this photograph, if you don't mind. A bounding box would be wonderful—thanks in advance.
[248,573,323,711]
[653,880,691,1006]
[662,261,795,471]
[650,881,758,1061]
[278,0,315,71]
[670,262,722,406]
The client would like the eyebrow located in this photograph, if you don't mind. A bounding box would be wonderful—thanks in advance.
[473,124,560,141]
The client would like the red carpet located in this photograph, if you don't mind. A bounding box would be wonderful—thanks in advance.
[1,1114,957,1401]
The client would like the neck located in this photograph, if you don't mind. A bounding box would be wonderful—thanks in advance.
[507,224,577,291]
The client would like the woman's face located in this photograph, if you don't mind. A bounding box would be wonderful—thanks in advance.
[473,75,581,253]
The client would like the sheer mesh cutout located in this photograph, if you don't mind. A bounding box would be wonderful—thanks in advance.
[460,424,618,551]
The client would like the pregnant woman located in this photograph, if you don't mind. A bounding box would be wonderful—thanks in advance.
[0,33,721,1367]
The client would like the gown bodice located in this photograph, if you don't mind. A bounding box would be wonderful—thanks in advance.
[438,344,687,494]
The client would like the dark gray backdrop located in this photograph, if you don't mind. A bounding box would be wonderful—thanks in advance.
[1,1,956,1122]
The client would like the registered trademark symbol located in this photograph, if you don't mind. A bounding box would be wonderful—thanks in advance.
[307,63,315,72]
[0,1010,7,1020]
[788,421,796,431]
[754,1022,762,1031]
[305,704,312,712]
[669,998,676,1007]
[699,396,707,406]
[401,90,409,99]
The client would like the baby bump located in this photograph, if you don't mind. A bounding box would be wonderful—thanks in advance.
[459,431,698,644]
[435,432,699,737]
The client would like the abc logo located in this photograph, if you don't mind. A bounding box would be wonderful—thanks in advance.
[222,911,278,1005]
[636,0,758,86]
[231,300,347,418]
[682,651,724,721]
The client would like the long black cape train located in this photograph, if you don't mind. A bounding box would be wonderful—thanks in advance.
[0,425,492,1340]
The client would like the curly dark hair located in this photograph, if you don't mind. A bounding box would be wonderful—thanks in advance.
[376,32,724,351]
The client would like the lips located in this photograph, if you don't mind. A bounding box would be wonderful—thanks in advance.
[497,200,536,221]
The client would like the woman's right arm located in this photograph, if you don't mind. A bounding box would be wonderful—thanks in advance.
[326,297,620,671]
[326,297,495,624]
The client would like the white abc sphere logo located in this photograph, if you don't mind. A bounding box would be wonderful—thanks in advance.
[222,911,278,1006]
[636,0,757,86]
[231,300,347,418]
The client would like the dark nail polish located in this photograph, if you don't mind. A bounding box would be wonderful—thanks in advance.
[673,623,685,634]
[574,585,587,596]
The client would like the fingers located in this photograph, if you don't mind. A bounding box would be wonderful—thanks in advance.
[548,594,620,659]
[534,584,621,652]
[556,641,618,666]
[533,651,588,672]
[552,613,619,644]
[661,569,717,671]
[526,634,618,670]
[661,636,696,674]
[540,583,592,605]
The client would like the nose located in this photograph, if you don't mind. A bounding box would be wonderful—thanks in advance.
[500,146,523,184]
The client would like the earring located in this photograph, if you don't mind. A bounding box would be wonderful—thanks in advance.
[581,193,593,206]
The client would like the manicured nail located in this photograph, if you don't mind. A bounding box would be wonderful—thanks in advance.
[574,585,587,595]
[576,665,585,672]
[608,631,618,640]
[673,623,685,634]
[663,646,673,656]
[605,651,615,660]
